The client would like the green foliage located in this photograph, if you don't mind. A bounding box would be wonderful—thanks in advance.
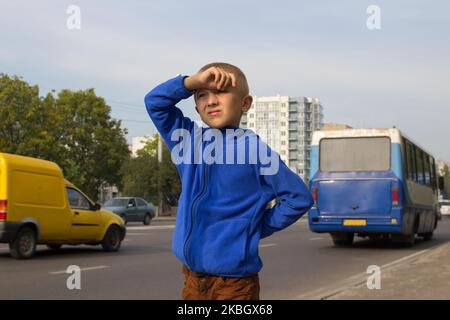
[0,73,130,201]
[121,134,181,208]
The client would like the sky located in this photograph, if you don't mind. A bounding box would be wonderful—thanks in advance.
[1,0,449,160]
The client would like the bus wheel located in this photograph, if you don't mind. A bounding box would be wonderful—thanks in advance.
[420,232,434,241]
[331,232,354,246]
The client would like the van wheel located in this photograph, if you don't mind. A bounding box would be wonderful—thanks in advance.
[331,232,354,246]
[47,244,62,250]
[9,227,37,259]
[143,214,152,226]
[102,225,122,252]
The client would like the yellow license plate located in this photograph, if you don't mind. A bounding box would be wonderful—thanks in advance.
[343,219,367,226]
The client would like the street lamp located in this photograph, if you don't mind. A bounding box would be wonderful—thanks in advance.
[157,133,163,218]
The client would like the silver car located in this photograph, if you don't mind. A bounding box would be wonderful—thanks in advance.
[104,197,156,225]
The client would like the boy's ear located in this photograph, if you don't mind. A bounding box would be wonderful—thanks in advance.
[241,95,253,112]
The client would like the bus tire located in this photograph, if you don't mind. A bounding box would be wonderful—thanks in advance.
[331,232,354,246]
[420,232,433,241]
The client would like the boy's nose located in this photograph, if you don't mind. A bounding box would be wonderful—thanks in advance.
[207,94,218,106]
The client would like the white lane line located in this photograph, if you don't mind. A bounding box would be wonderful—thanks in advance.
[126,233,153,236]
[309,237,326,241]
[260,243,278,248]
[127,225,175,231]
[50,265,110,275]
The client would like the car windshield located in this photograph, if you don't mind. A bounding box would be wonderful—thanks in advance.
[104,198,129,207]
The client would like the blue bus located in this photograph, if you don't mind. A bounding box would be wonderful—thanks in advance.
[308,128,441,246]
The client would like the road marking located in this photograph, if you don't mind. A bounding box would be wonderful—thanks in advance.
[50,265,110,275]
[309,237,326,241]
[260,243,278,248]
[126,233,153,236]
[127,225,175,231]
[292,244,443,300]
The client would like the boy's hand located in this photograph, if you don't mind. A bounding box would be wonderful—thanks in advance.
[184,67,237,92]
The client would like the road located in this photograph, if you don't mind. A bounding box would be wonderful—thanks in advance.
[1,217,449,299]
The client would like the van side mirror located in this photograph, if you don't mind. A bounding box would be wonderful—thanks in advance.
[93,203,101,211]
[439,176,445,191]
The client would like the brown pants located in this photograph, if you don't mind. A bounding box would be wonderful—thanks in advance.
[181,265,260,300]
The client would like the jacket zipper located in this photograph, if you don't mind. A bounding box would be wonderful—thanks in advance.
[184,162,209,268]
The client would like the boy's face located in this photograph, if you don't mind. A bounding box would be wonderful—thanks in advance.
[194,86,252,129]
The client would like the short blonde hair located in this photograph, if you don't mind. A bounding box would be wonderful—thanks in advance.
[198,62,249,96]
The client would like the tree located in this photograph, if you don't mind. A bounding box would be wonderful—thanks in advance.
[120,152,159,204]
[121,134,181,210]
[0,74,61,159]
[55,89,130,200]
[0,73,130,201]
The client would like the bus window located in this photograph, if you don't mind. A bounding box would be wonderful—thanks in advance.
[415,148,425,185]
[406,141,416,181]
[424,155,431,186]
[432,158,438,192]
[319,137,390,172]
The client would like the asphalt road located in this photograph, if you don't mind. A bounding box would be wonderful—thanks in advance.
[1,217,450,299]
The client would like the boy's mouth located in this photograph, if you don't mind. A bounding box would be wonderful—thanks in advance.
[208,109,221,116]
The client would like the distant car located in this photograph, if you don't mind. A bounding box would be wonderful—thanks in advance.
[439,200,450,216]
[104,197,155,225]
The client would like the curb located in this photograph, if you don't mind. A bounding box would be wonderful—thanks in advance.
[292,242,449,300]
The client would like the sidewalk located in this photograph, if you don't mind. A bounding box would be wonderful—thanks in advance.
[327,242,450,300]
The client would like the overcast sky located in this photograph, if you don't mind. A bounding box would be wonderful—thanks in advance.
[1,0,449,160]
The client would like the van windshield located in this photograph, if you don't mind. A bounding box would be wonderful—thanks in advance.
[104,199,129,207]
[320,137,391,172]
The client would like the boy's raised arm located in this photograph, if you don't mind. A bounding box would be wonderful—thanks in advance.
[259,154,315,239]
[144,75,195,151]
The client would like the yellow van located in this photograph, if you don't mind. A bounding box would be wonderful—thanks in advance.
[0,153,126,259]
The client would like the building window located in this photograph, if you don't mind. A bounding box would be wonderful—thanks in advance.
[281,151,286,155]
[281,131,286,136]
[249,123,254,127]
[249,113,254,118]
[281,141,286,145]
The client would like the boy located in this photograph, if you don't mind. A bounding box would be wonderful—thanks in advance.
[145,62,314,300]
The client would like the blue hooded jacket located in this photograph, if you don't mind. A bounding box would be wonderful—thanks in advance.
[145,75,314,277]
